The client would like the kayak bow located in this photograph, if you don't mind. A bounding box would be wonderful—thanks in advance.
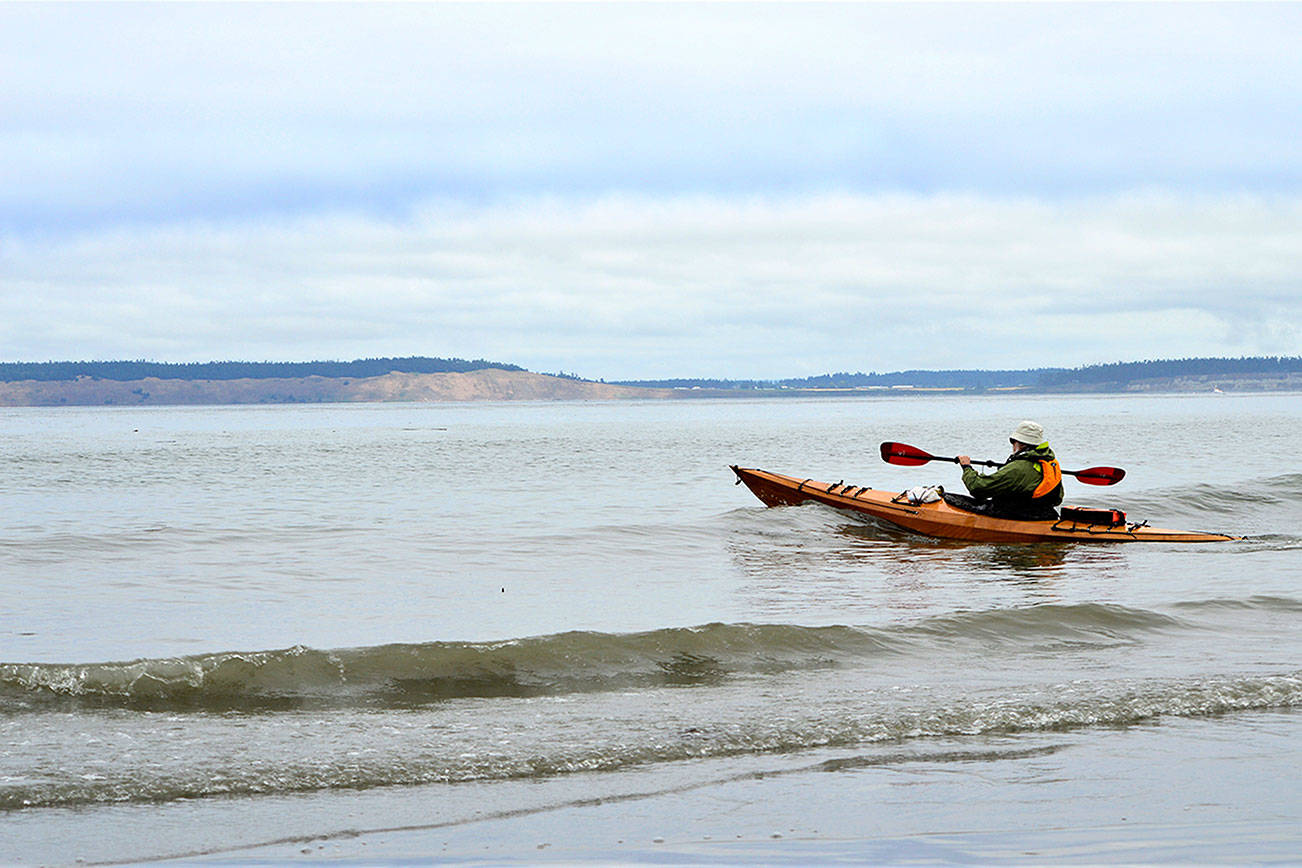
[731,466,1239,543]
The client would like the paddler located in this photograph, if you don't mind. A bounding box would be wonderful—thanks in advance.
[952,420,1064,520]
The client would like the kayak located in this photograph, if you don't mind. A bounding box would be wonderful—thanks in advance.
[731,466,1239,543]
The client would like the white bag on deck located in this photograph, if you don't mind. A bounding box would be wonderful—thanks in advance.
[902,484,944,504]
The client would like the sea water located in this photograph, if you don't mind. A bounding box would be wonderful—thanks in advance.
[1,393,1299,863]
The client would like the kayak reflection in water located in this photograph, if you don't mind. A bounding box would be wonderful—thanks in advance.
[949,421,1065,521]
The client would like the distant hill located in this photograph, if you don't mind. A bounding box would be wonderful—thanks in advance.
[1037,356,1302,390]
[0,355,1297,406]
[0,356,523,383]
[0,369,674,407]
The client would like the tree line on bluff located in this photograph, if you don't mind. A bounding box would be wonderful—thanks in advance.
[0,357,525,383]
[615,356,1302,390]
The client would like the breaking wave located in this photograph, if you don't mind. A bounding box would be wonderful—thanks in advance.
[2,669,1298,811]
[0,602,1204,710]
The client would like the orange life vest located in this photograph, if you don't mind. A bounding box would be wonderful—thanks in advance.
[1032,459,1063,499]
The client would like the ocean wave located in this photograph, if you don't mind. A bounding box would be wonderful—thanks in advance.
[0,603,1194,710]
[1172,595,1302,613]
[2,670,1298,811]
[1114,472,1302,517]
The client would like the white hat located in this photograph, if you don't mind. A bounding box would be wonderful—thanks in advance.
[1010,420,1045,446]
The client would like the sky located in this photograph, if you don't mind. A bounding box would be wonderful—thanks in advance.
[2,2,1300,380]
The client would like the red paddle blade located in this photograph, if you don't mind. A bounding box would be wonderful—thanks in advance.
[880,441,934,466]
[1070,466,1126,486]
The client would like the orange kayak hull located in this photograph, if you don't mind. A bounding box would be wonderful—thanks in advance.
[731,466,1239,543]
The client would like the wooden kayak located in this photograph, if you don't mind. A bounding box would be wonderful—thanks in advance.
[731,466,1239,543]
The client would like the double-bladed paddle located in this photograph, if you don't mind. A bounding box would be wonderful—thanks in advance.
[879,441,1126,486]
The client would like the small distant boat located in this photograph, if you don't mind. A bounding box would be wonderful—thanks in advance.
[731,466,1239,544]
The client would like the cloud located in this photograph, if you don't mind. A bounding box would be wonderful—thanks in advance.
[5,192,1299,378]
[3,5,1298,376]
[3,3,1301,231]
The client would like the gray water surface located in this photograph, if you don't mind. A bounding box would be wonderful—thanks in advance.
[1,394,1299,862]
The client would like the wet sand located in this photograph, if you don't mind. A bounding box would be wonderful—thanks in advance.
[11,709,1288,865]
[224,710,1302,865]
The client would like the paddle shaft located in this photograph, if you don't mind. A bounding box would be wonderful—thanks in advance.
[936,454,999,469]
[932,452,1096,479]
[879,441,1125,485]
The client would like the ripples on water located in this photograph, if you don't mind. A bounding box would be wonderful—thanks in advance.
[1,395,1300,838]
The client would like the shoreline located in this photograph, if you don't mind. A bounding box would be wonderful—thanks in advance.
[0,368,1299,408]
[170,711,1302,866]
[8,710,1294,865]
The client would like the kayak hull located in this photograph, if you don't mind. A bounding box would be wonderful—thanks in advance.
[731,466,1238,543]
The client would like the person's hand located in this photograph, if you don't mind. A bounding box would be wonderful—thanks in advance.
[957,455,971,468]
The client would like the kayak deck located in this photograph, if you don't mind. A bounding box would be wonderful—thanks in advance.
[731,466,1239,543]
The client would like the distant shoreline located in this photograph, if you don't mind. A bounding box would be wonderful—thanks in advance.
[3,355,1299,407]
[0,369,670,407]
[0,368,1298,407]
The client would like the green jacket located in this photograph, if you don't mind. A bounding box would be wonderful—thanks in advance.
[961,443,1064,507]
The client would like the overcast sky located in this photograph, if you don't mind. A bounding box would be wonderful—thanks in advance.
[3,3,1300,379]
